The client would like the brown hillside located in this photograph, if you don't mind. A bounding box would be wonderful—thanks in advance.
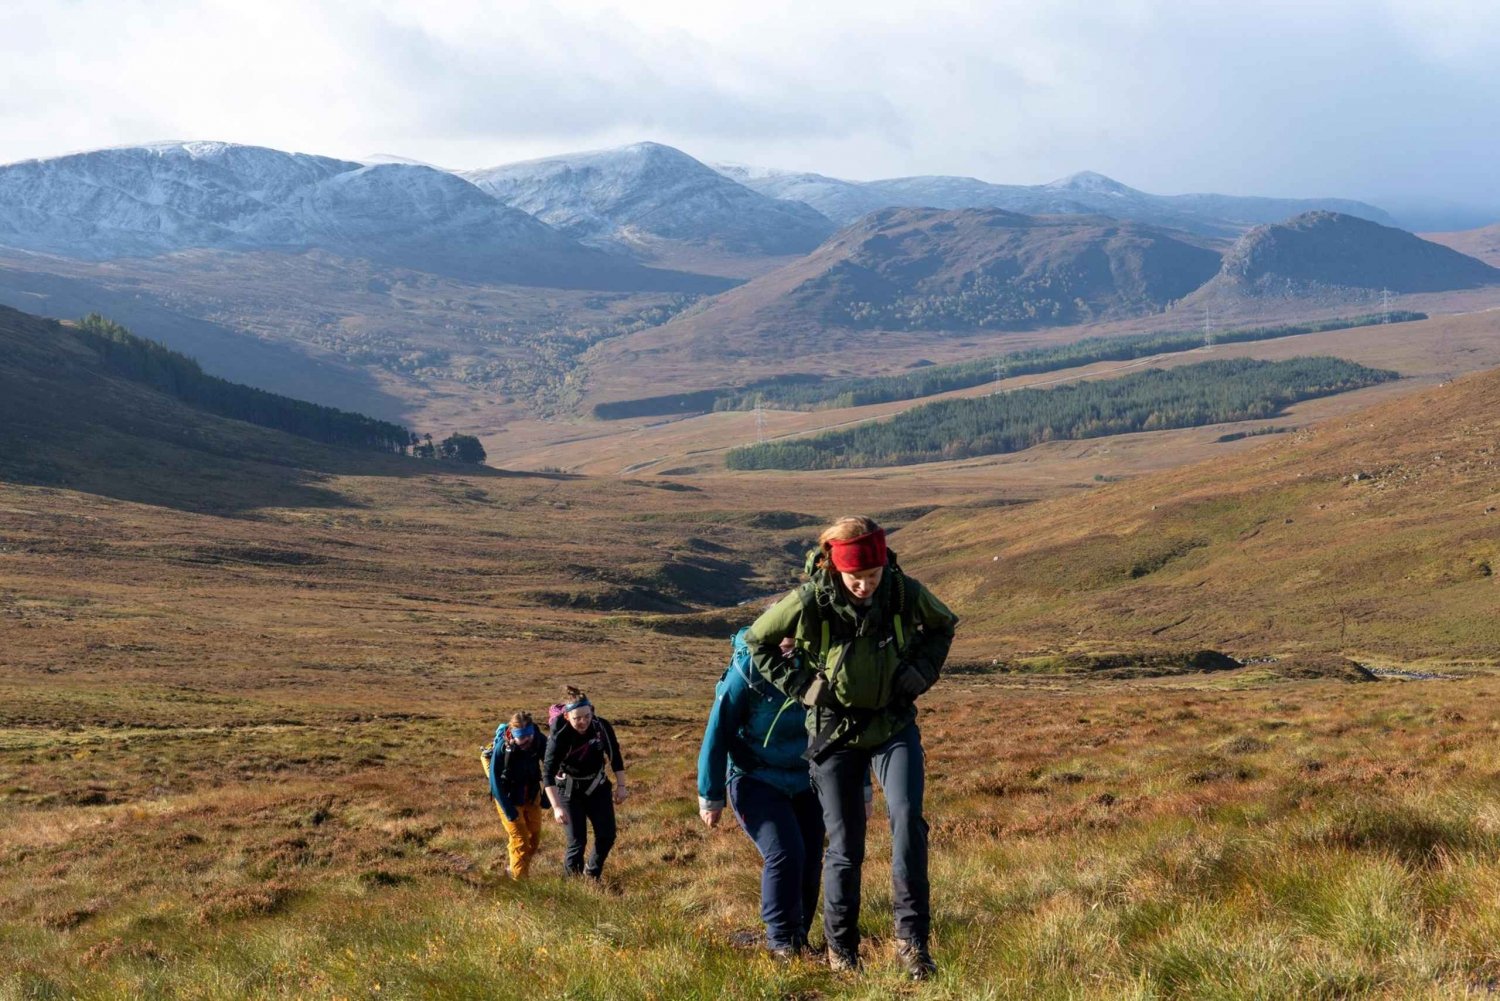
[0,304,415,513]
[1423,223,1500,269]
[584,208,1221,401]
[902,364,1500,663]
[1193,212,1500,303]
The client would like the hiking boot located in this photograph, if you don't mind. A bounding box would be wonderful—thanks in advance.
[897,939,936,981]
[767,944,799,963]
[826,945,860,972]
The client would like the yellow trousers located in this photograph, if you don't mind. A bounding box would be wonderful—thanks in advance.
[482,749,544,879]
[500,802,544,879]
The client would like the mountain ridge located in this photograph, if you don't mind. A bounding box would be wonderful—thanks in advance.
[1192,211,1500,301]
[463,141,836,258]
[715,160,1397,235]
[0,141,727,292]
[585,206,1224,375]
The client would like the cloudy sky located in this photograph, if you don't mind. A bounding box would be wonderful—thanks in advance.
[4,0,1498,218]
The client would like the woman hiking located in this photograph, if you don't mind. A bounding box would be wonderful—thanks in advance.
[483,710,546,879]
[543,686,627,881]
[697,632,828,959]
[748,516,957,980]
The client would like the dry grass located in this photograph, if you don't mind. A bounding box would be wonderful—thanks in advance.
[5,453,1500,998]
[907,363,1500,664]
[6,632,1500,997]
[7,301,1500,995]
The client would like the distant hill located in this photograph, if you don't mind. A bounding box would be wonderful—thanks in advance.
[0,142,724,292]
[787,208,1223,329]
[463,142,836,257]
[596,207,1222,365]
[1423,223,1500,269]
[713,163,896,228]
[1192,211,1500,301]
[902,363,1500,662]
[717,163,1396,235]
[0,303,428,512]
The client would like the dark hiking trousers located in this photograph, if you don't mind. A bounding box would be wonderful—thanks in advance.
[559,779,616,878]
[811,722,929,952]
[729,775,825,950]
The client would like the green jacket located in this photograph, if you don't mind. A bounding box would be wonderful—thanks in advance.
[747,555,957,752]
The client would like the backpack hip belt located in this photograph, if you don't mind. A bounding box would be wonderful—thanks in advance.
[560,770,606,797]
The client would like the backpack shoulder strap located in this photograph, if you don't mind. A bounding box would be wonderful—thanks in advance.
[890,567,910,652]
[594,717,618,772]
[728,627,763,692]
[795,581,833,669]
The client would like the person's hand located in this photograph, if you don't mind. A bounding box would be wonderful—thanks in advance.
[893,663,929,699]
[614,785,630,805]
[700,807,722,828]
[552,806,567,825]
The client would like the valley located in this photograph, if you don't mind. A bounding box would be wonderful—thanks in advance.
[4,353,1500,996]
[4,136,1500,998]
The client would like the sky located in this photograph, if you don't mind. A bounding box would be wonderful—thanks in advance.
[3,0,1498,220]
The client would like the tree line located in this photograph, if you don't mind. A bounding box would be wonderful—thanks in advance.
[712,312,1424,412]
[724,356,1398,470]
[837,272,1089,331]
[75,314,486,463]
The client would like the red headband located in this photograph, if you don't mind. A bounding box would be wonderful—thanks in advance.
[828,529,887,573]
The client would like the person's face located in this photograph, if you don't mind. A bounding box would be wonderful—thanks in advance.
[567,707,593,732]
[839,566,883,602]
[511,725,535,746]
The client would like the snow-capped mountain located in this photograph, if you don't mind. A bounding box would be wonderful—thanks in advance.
[0,142,354,257]
[463,142,835,257]
[0,142,721,290]
[712,164,894,230]
[717,163,1397,236]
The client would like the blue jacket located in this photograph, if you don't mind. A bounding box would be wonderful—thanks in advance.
[697,628,811,810]
[488,725,544,822]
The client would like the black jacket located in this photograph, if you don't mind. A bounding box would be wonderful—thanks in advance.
[544,717,624,789]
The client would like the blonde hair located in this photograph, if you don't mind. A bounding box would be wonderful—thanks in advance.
[814,515,881,571]
[509,711,534,729]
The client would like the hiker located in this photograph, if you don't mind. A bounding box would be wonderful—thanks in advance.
[697,631,830,958]
[482,710,546,879]
[748,516,957,980]
[543,686,627,880]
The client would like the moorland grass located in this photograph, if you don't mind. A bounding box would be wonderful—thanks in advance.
[7,661,1500,999]
[5,390,1500,998]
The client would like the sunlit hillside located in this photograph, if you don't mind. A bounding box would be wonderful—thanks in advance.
[5,292,1500,996]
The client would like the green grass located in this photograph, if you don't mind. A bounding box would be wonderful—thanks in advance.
[7,663,1500,999]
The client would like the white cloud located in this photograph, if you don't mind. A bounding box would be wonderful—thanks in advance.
[1,0,1497,209]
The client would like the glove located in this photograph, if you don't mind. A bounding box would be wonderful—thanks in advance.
[801,674,839,708]
[893,663,931,700]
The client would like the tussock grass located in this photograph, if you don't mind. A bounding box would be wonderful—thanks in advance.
[5,391,1500,997]
[6,665,1500,997]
